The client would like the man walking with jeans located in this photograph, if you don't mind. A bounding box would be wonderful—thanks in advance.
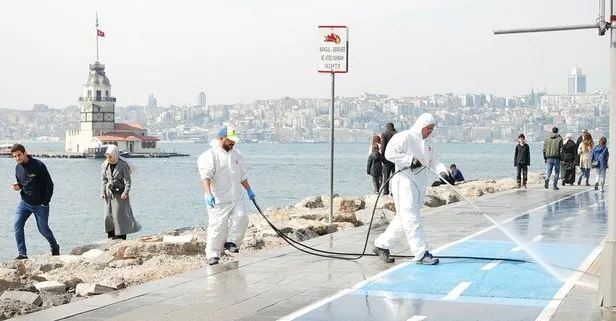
[11,144,60,260]
[543,127,563,190]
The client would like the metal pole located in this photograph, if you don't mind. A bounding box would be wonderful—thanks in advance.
[96,12,99,61]
[329,72,335,229]
[494,24,599,35]
[599,1,616,317]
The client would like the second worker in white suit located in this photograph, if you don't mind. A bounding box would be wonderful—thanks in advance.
[197,126,256,266]
[372,113,448,265]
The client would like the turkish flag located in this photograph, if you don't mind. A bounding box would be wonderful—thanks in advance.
[97,29,105,37]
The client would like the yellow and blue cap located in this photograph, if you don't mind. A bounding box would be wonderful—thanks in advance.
[218,126,239,142]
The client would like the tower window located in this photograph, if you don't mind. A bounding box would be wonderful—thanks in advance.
[96,90,101,101]
[106,90,109,97]
[87,90,92,98]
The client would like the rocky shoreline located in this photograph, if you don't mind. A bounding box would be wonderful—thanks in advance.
[0,172,545,319]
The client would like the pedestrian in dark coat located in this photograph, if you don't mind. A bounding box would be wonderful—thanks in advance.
[514,134,531,188]
[367,144,384,194]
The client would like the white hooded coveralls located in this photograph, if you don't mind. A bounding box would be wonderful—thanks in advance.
[374,113,447,260]
[197,140,249,258]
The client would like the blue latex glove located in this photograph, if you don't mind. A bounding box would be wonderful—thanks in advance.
[206,194,215,208]
[247,188,256,201]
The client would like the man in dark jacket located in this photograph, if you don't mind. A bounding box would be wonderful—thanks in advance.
[380,122,397,195]
[514,134,531,188]
[543,127,564,190]
[11,144,60,260]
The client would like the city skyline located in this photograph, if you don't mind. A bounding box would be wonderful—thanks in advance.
[0,0,609,110]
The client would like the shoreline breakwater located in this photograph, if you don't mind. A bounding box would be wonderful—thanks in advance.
[0,172,545,319]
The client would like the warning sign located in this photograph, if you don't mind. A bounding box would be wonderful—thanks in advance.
[317,26,348,73]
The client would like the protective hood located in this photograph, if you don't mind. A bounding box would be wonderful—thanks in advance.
[410,113,436,138]
[210,139,219,149]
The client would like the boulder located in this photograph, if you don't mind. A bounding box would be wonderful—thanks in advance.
[34,281,66,293]
[81,249,105,259]
[99,276,126,290]
[63,277,83,290]
[75,283,116,297]
[39,292,72,308]
[333,197,365,212]
[286,229,319,242]
[0,291,42,306]
[25,257,63,274]
[0,298,42,319]
[117,241,205,259]
[295,196,323,209]
[0,268,21,292]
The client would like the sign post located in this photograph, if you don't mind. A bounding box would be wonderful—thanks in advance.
[317,26,348,230]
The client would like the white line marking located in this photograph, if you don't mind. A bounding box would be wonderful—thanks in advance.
[548,225,560,231]
[407,316,427,321]
[535,243,604,321]
[480,260,503,271]
[443,281,472,300]
[564,217,575,222]
[278,189,591,321]
[511,246,522,252]
[532,235,544,242]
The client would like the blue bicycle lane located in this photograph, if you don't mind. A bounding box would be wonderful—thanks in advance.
[280,190,607,321]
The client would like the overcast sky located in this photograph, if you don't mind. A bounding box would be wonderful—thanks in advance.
[0,0,609,109]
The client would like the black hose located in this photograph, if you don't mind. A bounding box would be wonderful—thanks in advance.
[250,166,599,276]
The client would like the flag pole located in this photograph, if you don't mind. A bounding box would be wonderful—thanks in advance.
[95,12,99,62]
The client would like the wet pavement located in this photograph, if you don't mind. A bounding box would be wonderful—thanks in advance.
[15,184,608,321]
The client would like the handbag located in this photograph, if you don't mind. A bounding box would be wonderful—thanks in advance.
[111,182,125,194]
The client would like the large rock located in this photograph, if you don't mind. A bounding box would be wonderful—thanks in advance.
[99,276,126,290]
[0,291,42,306]
[115,241,205,259]
[355,208,396,227]
[25,257,63,274]
[332,197,365,213]
[263,206,293,221]
[424,194,446,207]
[39,292,72,308]
[75,283,115,297]
[0,298,42,319]
[0,268,21,292]
[81,249,105,259]
[286,229,320,242]
[295,196,323,209]
[34,281,66,293]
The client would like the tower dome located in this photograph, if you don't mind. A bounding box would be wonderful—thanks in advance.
[85,61,111,87]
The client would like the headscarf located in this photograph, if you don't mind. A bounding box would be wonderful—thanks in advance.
[565,133,573,142]
[104,145,136,173]
[410,113,436,137]
[105,145,119,165]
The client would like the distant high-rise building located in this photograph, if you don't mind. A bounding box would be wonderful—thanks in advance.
[198,91,206,107]
[568,68,587,94]
[148,94,157,109]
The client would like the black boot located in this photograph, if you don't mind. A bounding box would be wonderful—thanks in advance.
[586,178,590,186]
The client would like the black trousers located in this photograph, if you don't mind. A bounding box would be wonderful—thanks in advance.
[382,161,395,194]
[516,164,528,184]
[372,176,382,194]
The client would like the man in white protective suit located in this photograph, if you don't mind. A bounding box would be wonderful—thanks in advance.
[197,126,256,265]
[372,113,448,265]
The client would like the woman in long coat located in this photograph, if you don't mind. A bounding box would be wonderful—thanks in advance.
[577,133,594,186]
[560,133,577,185]
[101,145,141,239]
